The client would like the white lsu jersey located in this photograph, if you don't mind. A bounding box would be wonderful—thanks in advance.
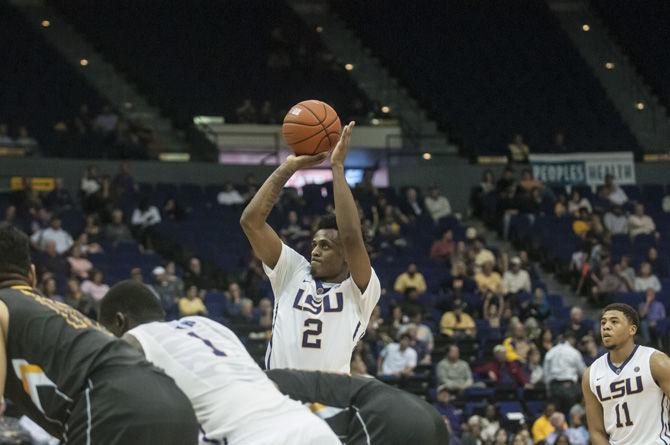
[263,243,381,373]
[128,316,340,445]
[589,345,668,445]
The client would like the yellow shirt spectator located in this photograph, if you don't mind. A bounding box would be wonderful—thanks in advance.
[394,265,427,295]
[440,310,476,337]
[531,414,554,444]
[572,219,589,236]
[178,296,208,317]
[475,270,502,295]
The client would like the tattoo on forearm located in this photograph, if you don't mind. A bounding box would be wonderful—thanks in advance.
[247,165,295,221]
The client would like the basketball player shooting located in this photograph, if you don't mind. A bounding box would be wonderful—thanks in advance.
[240,122,381,372]
[582,303,670,444]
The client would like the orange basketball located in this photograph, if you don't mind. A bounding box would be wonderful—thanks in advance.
[282,100,341,155]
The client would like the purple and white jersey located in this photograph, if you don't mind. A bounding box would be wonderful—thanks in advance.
[128,317,339,445]
[263,243,381,373]
[589,345,667,445]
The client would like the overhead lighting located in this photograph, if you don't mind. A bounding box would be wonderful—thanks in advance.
[41,20,50,28]
[344,63,354,71]
[371,118,380,126]
[422,152,432,160]
[605,62,615,70]
[635,101,645,110]
[381,106,390,113]
[582,24,590,32]
[79,58,89,66]
[315,26,323,33]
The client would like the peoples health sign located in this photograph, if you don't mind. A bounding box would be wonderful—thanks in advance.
[529,152,636,186]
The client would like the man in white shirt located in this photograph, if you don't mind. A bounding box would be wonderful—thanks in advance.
[603,205,629,235]
[99,280,340,445]
[240,122,381,373]
[603,174,628,206]
[543,331,586,414]
[502,257,531,295]
[378,333,418,377]
[628,203,656,238]
[634,262,662,292]
[217,182,245,206]
[424,187,452,222]
[30,217,73,254]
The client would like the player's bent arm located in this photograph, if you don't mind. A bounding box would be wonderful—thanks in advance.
[240,163,294,268]
[650,351,670,397]
[240,154,327,268]
[331,123,371,292]
[582,367,609,445]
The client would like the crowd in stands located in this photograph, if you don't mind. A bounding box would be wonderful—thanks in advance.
[473,165,670,348]
[50,104,155,159]
[0,103,154,160]
[0,123,39,153]
[49,0,375,128]
[4,162,670,444]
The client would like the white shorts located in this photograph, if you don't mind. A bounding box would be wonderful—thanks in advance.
[209,410,341,445]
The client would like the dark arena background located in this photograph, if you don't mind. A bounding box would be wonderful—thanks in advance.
[1,0,670,443]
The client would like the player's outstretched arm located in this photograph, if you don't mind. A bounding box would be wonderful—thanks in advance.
[650,351,670,397]
[241,153,327,268]
[582,367,609,445]
[331,122,371,292]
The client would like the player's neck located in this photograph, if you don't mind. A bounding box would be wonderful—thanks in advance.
[609,341,636,365]
[316,269,349,284]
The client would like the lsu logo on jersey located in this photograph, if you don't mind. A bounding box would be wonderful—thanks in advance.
[292,289,343,315]
[595,376,643,401]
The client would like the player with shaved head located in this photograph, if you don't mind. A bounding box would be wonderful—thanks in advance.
[583,303,670,444]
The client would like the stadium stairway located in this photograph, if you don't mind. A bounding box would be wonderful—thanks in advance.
[286,0,454,153]
[547,0,670,153]
[471,217,596,320]
[9,0,188,155]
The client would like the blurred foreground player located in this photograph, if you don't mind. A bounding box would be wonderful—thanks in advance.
[241,122,381,372]
[0,224,198,444]
[583,303,670,444]
[99,280,341,445]
[267,369,448,445]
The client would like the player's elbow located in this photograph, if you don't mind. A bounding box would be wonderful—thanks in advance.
[239,209,257,230]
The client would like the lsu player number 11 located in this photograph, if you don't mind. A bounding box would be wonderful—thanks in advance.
[240,122,381,372]
[583,303,670,445]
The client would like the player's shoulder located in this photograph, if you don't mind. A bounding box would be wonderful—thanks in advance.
[648,347,670,368]
[342,266,381,293]
[587,353,608,375]
[281,242,310,266]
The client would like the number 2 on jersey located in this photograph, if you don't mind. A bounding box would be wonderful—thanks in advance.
[615,401,633,428]
[302,318,322,348]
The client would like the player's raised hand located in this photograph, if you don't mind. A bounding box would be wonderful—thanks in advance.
[331,121,355,167]
[285,152,329,170]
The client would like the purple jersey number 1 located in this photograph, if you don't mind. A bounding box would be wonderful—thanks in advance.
[187,331,227,356]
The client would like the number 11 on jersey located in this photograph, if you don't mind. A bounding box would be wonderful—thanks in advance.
[615,401,633,428]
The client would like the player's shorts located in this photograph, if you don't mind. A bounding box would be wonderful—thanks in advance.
[218,409,341,445]
[63,365,199,445]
